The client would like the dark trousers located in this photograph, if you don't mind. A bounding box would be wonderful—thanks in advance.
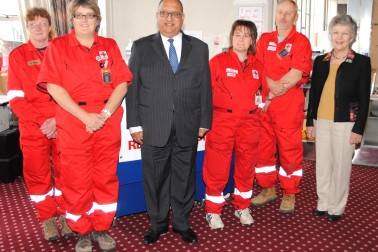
[141,127,197,231]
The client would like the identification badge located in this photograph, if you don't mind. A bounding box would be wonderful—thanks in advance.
[255,90,262,106]
[277,48,289,60]
[102,68,111,84]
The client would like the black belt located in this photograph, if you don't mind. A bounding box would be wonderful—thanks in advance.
[78,99,108,105]
[214,107,258,114]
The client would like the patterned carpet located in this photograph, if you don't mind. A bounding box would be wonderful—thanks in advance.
[1,160,378,252]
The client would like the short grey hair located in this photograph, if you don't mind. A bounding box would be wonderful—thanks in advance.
[328,14,358,47]
[277,0,298,13]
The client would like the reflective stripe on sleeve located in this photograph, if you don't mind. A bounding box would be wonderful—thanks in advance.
[7,90,25,100]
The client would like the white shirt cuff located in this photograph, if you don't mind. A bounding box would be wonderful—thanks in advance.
[129,126,143,134]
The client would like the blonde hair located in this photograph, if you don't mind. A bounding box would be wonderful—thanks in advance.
[68,0,102,32]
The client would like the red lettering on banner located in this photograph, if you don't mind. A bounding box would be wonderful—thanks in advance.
[128,140,141,150]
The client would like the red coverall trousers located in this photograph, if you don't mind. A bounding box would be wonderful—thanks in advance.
[21,121,66,222]
[204,109,260,214]
[57,103,123,235]
[256,110,303,196]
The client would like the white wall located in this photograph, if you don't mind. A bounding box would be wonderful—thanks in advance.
[109,0,274,59]
[348,0,373,55]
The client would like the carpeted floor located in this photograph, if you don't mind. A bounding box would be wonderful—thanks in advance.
[1,160,378,252]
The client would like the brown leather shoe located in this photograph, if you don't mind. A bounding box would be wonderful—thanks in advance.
[59,215,75,238]
[42,217,60,241]
[75,234,92,252]
[251,188,277,207]
[91,231,116,251]
[279,194,295,214]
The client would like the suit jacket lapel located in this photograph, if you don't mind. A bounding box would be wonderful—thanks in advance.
[179,33,192,72]
[151,33,172,71]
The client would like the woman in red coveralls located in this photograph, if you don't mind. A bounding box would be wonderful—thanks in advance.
[203,20,263,230]
[7,8,73,241]
[37,1,133,251]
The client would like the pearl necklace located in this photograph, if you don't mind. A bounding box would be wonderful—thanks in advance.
[331,52,347,60]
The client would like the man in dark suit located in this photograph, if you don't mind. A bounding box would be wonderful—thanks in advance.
[126,0,212,245]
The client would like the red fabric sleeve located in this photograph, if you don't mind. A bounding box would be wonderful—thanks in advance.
[7,47,46,126]
[290,35,312,85]
[37,40,64,88]
[209,55,221,92]
[107,39,133,88]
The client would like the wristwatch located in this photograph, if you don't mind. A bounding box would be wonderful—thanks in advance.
[267,96,273,101]
[102,109,112,118]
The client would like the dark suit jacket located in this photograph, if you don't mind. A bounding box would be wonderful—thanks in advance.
[306,51,371,135]
[126,32,212,147]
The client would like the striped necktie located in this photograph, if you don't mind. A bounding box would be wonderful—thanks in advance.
[168,38,179,73]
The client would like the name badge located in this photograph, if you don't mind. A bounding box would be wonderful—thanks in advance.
[277,48,290,60]
[27,59,41,66]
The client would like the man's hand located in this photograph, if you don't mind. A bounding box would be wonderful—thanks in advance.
[198,128,209,139]
[131,131,144,144]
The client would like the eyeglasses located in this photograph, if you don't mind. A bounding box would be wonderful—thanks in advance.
[158,10,182,19]
[73,13,96,19]
[28,21,49,29]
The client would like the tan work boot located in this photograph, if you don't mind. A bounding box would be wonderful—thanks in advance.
[91,231,116,251]
[76,234,92,252]
[42,217,60,241]
[59,215,75,238]
[251,187,277,207]
[279,194,295,214]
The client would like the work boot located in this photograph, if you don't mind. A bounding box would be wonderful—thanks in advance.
[59,215,75,238]
[42,217,60,241]
[91,231,116,251]
[279,194,295,214]
[76,234,92,252]
[234,208,254,226]
[205,213,224,230]
[251,187,277,207]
